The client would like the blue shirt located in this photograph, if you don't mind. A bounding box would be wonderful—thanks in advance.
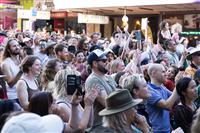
[146,83,172,133]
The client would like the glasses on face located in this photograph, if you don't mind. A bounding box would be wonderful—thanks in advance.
[96,59,107,63]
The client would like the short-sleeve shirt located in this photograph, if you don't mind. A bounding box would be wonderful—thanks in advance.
[85,72,116,127]
[146,83,172,133]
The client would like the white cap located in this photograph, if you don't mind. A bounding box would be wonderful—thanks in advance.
[1,113,64,133]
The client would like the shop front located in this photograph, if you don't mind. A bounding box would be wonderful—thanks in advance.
[0,2,23,30]
[17,9,50,31]
[50,11,85,35]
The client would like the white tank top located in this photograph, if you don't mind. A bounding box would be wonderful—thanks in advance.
[3,58,20,99]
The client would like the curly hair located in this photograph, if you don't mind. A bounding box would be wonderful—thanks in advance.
[41,59,60,90]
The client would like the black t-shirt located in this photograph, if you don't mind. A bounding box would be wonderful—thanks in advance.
[174,104,196,133]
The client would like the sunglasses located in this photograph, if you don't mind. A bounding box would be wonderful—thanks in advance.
[96,59,107,63]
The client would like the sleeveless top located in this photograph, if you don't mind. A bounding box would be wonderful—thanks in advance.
[2,58,20,99]
[20,79,39,101]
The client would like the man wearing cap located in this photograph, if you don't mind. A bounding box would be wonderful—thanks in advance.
[85,49,117,131]
[185,47,200,78]
[35,40,48,62]
[147,63,179,133]
[42,41,56,64]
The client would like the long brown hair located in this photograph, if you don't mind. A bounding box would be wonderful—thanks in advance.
[2,39,17,60]
[41,59,60,89]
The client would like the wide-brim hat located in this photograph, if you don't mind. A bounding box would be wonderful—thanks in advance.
[45,40,56,51]
[99,89,143,116]
[186,47,200,61]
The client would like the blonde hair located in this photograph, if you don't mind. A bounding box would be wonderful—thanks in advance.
[110,58,124,74]
[53,67,80,99]
[121,74,144,97]
[102,108,134,132]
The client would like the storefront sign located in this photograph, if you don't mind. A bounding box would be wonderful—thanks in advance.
[31,8,37,16]
[78,13,109,24]
[18,9,50,20]
[0,4,23,9]
[68,12,77,18]
[51,12,67,18]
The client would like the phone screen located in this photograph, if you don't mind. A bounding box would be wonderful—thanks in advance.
[67,75,77,95]
[67,75,82,95]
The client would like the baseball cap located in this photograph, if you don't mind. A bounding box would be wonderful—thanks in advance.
[1,113,64,133]
[87,49,107,66]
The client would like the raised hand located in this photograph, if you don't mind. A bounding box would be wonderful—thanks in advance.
[84,85,99,107]
[71,90,83,106]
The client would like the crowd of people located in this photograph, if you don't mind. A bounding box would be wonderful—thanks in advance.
[0,20,200,133]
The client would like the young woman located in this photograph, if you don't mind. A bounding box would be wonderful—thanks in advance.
[158,21,171,46]
[74,50,88,83]
[164,65,179,91]
[174,77,198,133]
[41,59,63,92]
[109,58,125,75]
[16,55,41,110]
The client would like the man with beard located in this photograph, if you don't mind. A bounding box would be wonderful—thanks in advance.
[1,39,23,102]
[54,44,69,69]
[85,49,117,132]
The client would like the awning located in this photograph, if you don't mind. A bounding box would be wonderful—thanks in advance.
[53,0,199,9]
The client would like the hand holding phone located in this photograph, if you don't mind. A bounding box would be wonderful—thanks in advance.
[67,75,83,95]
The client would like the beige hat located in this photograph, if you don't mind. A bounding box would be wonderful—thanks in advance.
[186,47,200,60]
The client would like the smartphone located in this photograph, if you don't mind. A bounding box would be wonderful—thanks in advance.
[67,75,82,95]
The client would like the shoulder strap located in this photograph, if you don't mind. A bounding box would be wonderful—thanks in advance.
[56,100,71,108]
[20,79,30,89]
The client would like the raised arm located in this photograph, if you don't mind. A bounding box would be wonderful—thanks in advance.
[156,88,179,110]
